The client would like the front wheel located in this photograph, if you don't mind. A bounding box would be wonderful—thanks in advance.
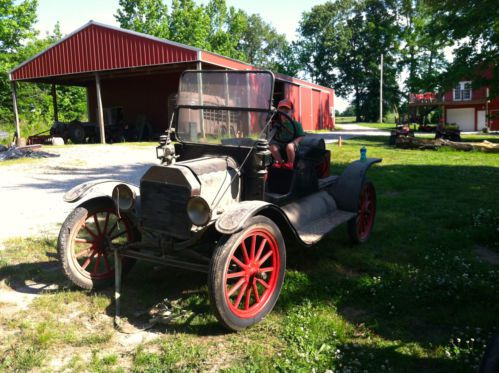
[57,198,137,290]
[208,216,286,331]
[348,181,376,244]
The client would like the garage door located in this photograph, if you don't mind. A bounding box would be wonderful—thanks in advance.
[477,110,486,131]
[446,108,475,131]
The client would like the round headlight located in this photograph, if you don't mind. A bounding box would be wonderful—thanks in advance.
[112,184,136,211]
[187,196,211,226]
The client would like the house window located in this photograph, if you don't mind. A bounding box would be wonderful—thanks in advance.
[462,82,471,100]
[453,81,472,101]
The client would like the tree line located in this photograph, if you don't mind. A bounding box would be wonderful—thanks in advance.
[0,0,496,136]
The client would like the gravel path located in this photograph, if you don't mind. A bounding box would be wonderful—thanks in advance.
[0,144,158,242]
[307,123,391,143]
[0,125,389,243]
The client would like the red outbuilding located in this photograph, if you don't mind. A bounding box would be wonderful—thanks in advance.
[408,69,499,132]
[9,21,335,143]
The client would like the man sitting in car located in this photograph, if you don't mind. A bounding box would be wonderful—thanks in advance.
[269,98,305,169]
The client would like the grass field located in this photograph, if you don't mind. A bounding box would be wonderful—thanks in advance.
[1,136,498,371]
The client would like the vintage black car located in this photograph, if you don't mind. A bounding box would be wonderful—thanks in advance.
[57,70,381,331]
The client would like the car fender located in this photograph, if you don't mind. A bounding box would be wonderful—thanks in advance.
[63,179,140,204]
[215,200,297,238]
[331,158,382,212]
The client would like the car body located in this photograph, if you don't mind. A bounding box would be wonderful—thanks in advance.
[57,70,381,331]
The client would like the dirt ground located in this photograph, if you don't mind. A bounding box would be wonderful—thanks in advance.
[0,144,163,368]
[0,144,158,242]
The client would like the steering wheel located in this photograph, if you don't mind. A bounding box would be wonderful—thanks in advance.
[269,109,298,143]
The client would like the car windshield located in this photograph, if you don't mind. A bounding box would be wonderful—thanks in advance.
[175,70,274,145]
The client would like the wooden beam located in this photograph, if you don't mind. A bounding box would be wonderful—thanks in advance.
[95,74,106,144]
[196,61,205,138]
[51,84,59,122]
[11,82,20,141]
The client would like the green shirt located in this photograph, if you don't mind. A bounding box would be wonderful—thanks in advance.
[275,120,305,143]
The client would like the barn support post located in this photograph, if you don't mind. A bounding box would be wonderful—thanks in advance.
[196,61,205,138]
[379,54,383,123]
[95,73,106,144]
[245,73,251,136]
[486,87,490,129]
[51,84,59,123]
[442,94,446,126]
[11,81,21,144]
[224,71,230,135]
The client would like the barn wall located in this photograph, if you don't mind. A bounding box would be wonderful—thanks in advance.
[87,72,182,133]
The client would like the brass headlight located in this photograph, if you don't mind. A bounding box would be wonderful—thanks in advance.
[112,184,136,211]
[187,196,211,226]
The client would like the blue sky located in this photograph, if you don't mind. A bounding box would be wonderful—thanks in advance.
[35,0,349,111]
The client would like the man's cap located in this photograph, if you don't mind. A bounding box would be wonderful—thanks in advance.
[278,99,293,110]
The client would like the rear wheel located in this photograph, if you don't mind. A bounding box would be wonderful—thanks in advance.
[348,181,376,243]
[57,198,137,290]
[68,122,85,144]
[208,216,286,331]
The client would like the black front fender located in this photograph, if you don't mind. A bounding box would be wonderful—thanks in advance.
[331,158,381,212]
[64,179,140,203]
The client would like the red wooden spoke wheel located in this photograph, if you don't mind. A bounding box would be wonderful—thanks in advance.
[348,181,376,244]
[58,198,137,290]
[209,216,286,331]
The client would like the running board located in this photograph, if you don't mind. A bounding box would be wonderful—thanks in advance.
[281,190,356,245]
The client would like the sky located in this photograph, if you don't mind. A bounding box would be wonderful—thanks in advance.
[34,0,349,111]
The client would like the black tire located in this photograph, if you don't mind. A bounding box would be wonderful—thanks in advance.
[57,198,137,290]
[208,216,286,331]
[68,123,85,144]
[348,181,376,244]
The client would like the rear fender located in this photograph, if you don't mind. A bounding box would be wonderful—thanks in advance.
[63,179,140,204]
[331,158,381,212]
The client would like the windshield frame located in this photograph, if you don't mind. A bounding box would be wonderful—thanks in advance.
[172,70,275,146]
[176,69,275,113]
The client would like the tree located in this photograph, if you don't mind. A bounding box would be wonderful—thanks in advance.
[397,0,448,94]
[205,0,247,60]
[0,0,38,126]
[115,0,170,38]
[168,0,210,49]
[426,0,499,96]
[296,0,400,121]
[114,0,293,74]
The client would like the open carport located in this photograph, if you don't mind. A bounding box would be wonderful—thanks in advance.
[9,21,335,144]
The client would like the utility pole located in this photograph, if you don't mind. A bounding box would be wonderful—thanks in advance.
[379,54,383,123]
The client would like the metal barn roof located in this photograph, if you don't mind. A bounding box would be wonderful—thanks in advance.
[9,21,331,92]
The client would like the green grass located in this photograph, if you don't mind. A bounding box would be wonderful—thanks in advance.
[0,138,498,371]
[336,116,356,124]
[353,122,397,130]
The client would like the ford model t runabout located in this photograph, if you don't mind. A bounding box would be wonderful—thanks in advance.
[58,70,381,331]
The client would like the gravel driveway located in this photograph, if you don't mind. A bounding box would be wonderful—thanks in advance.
[0,125,389,243]
[0,144,158,242]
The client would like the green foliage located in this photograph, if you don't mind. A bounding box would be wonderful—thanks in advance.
[114,0,294,73]
[296,0,400,122]
[426,0,499,97]
[115,0,169,38]
[398,0,449,94]
[341,104,356,117]
[0,0,38,128]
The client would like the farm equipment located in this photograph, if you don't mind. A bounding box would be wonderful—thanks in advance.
[57,70,381,331]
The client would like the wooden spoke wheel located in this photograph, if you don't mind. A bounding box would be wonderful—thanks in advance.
[348,181,376,244]
[57,198,137,290]
[208,216,286,331]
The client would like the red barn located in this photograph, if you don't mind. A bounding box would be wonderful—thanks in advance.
[9,21,335,142]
